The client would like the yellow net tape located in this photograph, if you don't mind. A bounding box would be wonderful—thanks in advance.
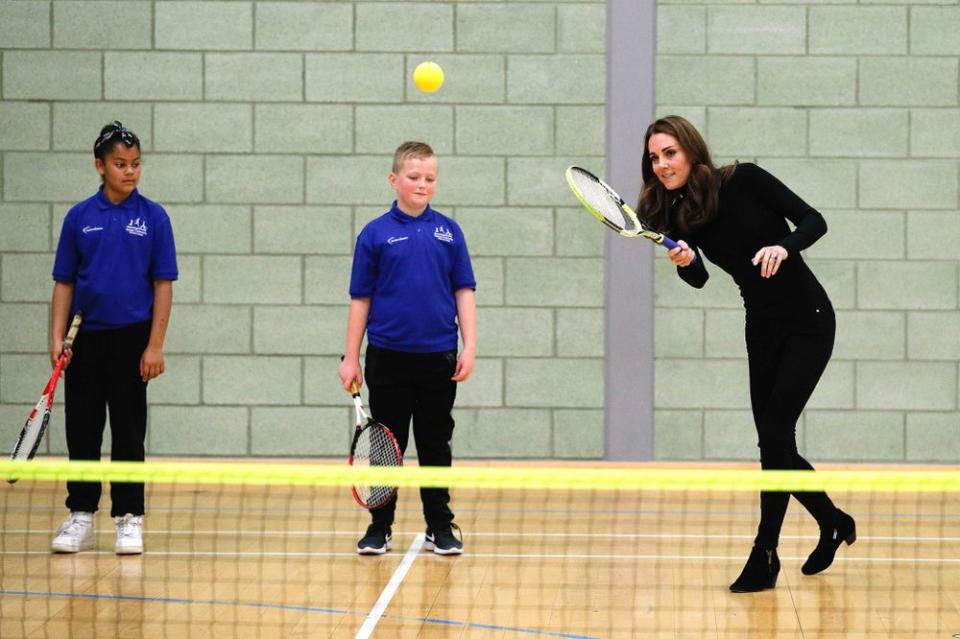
[1,459,957,492]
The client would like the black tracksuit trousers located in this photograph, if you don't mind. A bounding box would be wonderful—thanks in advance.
[63,320,150,517]
[364,344,458,530]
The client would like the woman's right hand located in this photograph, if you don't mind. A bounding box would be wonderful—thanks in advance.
[668,240,696,267]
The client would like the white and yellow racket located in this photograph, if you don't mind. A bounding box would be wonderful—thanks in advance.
[565,165,682,250]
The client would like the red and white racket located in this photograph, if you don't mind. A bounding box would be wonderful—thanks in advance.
[348,381,402,509]
[9,313,82,480]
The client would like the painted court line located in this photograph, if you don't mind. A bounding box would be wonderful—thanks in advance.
[6,550,958,564]
[354,532,425,639]
[9,504,959,522]
[0,589,596,639]
[8,529,960,543]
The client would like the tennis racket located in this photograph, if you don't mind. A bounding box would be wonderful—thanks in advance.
[348,381,402,510]
[9,312,83,481]
[565,165,683,250]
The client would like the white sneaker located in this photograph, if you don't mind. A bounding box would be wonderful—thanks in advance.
[51,512,95,553]
[114,514,143,555]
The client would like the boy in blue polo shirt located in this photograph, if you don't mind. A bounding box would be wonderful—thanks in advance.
[338,141,477,555]
[49,121,177,555]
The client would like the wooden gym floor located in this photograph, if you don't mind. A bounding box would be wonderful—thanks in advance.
[1,465,958,638]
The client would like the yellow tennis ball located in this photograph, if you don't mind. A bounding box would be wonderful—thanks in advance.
[413,61,444,93]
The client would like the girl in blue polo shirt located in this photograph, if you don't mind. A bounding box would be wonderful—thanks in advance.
[339,141,477,556]
[49,121,178,555]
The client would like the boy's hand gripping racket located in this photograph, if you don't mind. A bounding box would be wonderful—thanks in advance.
[565,165,688,254]
[9,313,83,481]
[348,381,402,510]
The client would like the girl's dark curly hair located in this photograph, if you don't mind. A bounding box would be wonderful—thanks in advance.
[637,115,735,235]
[93,121,140,161]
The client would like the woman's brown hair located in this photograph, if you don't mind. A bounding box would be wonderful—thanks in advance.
[637,115,735,234]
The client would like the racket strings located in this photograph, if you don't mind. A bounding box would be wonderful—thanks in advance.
[10,410,48,462]
[353,425,402,508]
[353,426,402,468]
[569,169,638,233]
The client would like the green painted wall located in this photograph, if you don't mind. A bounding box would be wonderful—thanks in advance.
[0,1,606,459]
[0,1,956,463]
[653,1,960,463]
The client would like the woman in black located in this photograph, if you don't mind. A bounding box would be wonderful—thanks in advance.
[638,116,856,592]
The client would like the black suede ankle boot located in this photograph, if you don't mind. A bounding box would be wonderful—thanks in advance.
[729,545,780,593]
[802,508,856,575]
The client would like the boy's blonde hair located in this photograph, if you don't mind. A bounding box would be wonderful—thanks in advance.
[392,141,435,173]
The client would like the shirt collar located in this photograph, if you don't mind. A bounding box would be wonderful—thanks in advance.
[96,185,141,211]
[389,201,435,224]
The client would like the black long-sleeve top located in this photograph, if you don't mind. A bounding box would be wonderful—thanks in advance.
[674,163,830,317]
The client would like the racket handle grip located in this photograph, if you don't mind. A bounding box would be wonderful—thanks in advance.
[661,235,699,263]
[61,312,83,353]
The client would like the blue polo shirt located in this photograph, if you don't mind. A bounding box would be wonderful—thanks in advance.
[52,186,178,331]
[349,202,476,353]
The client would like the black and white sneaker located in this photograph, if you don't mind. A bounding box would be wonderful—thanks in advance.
[357,525,392,555]
[424,523,463,555]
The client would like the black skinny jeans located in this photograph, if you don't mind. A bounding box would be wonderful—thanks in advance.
[364,344,458,530]
[63,320,150,517]
[745,302,837,548]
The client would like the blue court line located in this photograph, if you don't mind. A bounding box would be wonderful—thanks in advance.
[0,589,598,639]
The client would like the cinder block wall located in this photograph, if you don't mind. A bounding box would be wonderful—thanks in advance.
[652,1,960,462]
[1,1,956,463]
[0,1,607,459]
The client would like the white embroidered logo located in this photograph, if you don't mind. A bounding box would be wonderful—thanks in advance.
[125,217,147,237]
[387,236,409,245]
[433,225,453,243]
[82,225,104,234]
